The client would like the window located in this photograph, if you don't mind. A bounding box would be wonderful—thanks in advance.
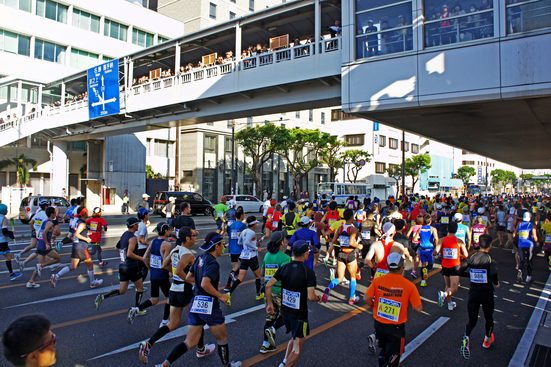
[104,19,127,41]
[355,0,413,59]
[344,134,365,146]
[209,3,216,19]
[375,162,386,174]
[227,119,233,129]
[36,0,67,23]
[158,36,170,44]
[379,135,386,147]
[389,138,398,149]
[401,141,409,152]
[249,0,254,11]
[330,109,356,121]
[321,112,325,125]
[265,120,269,125]
[411,143,419,153]
[204,135,216,152]
[229,11,236,19]
[1,0,31,11]
[247,117,252,127]
[132,28,154,47]
[103,56,114,62]
[462,160,475,165]
[206,122,213,126]
[295,111,300,119]
[34,39,65,64]
[507,0,551,35]
[230,0,235,2]
[225,137,233,153]
[0,30,30,56]
[72,9,100,33]
[183,170,193,177]
[70,48,99,69]
[309,109,313,122]
[146,138,152,156]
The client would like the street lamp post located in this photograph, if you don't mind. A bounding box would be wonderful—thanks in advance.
[231,120,236,195]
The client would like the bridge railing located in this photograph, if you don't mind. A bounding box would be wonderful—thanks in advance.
[0,38,341,136]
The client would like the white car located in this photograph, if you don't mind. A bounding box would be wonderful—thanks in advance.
[224,195,264,213]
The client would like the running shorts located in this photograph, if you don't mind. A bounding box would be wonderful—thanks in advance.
[338,250,356,264]
[188,305,225,327]
[497,225,506,232]
[0,242,10,255]
[71,248,91,261]
[240,256,260,271]
[215,218,223,231]
[230,254,240,263]
[150,278,171,298]
[36,240,51,256]
[418,248,434,264]
[441,264,462,277]
[119,266,142,282]
[374,320,405,357]
[283,315,309,339]
[169,289,194,308]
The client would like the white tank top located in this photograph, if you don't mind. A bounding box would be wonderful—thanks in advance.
[170,245,192,292]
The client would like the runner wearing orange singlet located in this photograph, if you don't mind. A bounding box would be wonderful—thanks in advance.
[364,253,423,366]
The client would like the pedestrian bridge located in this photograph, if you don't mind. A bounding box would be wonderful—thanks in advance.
[1,0,551,168]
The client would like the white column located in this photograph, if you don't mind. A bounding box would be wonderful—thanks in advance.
[52,141,68,197]
[30,36,35,59]
[67,5,73,26]
[100,16,105,35]
[61,83,66,106]
[128,25,133,44]
[314,0,321,54]
[17,81,22,109]
[65,45,71,67]
[38,85,43,109]
[128,59,134,89]
[175,42,181,74]
[235,21,242,61]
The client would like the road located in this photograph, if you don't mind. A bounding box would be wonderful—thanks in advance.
[0,214,548,367]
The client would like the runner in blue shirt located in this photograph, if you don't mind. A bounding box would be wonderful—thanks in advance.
[414,213,439,287]
[513,211,538,283]
[224,210,247,292]
[288,217,320,270]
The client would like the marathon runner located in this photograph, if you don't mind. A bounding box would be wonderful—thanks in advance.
[94,217,144,311]
[364,222,409,279]
[514,211,538,283]
[495,204,507,247]
[406,215,423,279]
[161,197,176,224]
[364,252,423,365]
[288,216,319,270]
[435,222,468,310]
[138,226,215,364]
[136,207,151,283]
[152,232,240,367]
[454,212,472,251]
[266,240,319,367]
[357,212,380,280]
[540,211,551,270]
[224,210,246,292]
[50,207,102,289]
[213,197,228,235]
[472,216,489,251]
[86,207,108,268]
[413,214,439,287]
[15,199,51,271]
[459,234,499,359]
[260,231,291,353]
[0,203,22,281]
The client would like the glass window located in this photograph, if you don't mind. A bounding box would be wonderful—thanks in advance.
[37,0,67,23]
[70,48,99,69]
[204,135,216,151]
[356,2,413,59]
[209,3,216,19]
[3,31,17,54]
[321,112,325,125]
[4,0,17,9]
[73,9,99,33]
[230,11,236,19]
[411,143,419,153]
[345,134,365,146]
[35,39,64,64]
[507,0,551,35]
[105,19,127,41]
[158,36,169,43]
[43,41,55,62]
[375,162,386,173]
[309,109,313,121]
[389,137,398,149]
[296,111,300,119]
[379,135,386,147]
[424,1,493,47]
[247,117,252,127]
[132,28,154,47]
[17,34,29,56]
[19,0,30,11]
[249,0,254,11]
[402,141,409,151]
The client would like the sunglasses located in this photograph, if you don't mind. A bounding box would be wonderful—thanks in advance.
[21,333,57,357]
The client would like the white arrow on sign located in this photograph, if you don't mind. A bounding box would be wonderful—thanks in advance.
[91,75,117,111]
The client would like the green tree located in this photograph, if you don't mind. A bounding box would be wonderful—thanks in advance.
[490,169,507,192]
[319,137,347,182]
[146,165,155,179]
[405,153,432,191]
[0,154,38,186]
[386,165,403,197]
[236,124,288,198]
[341,149,372,183]
[274,128,332,197]
[504,170,517,189]
[457,166,476,195]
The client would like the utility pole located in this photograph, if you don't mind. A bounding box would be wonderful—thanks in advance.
[231,120,236,195]
[401,130,405,198]
[174,124,180,191]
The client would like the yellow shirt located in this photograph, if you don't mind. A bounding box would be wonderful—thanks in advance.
[330,220,346,233]
[541,222,551,244]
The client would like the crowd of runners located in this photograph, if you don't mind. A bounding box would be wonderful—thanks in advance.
[2,191,551,366]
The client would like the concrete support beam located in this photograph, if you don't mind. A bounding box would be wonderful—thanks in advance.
[52,141,68,197]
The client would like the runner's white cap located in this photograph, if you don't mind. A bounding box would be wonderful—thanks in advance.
[387,252,404,269]
[453,213,463,222]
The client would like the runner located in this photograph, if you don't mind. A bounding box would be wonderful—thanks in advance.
[86,207,108,268]
[26,207,61,288]
[94,217,144,311]
[14,199,51,271]
[152,232,241,367]
[406,215,423,279]
[266,240,319,367]
[50,207,103,289]
[136,207,151,283]
[540,211,551,270]
[413,214,439,287]
[260,231,291,353]
[0,203,22,281]
[128,222,174,326]
[321,209,362,305]
[513,211,538,283]
[288,216,319,270]
[213,197,228,235]
[224,210,246,292]
[364,222,409,279]
[454,212,472,251]
[227,216,265,303]
[281,202,300,241]
[435,222,468,310]
[459,234,499,359]
[171,202,199,240]
[138,226,215,364]
[495,204,507,247]
[364,252,423,365]
[262,197,271,234]
[161,197,176,225]
[471,216,489,251]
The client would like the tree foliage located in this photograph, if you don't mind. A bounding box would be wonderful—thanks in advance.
[0,154,38,186]
[341,149,372,183]
[319,137,347,182]
[405,154,431,190]
[457,165,476,194]
[386,165,403,197]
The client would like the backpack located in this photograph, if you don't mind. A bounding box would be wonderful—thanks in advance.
[284,213,297,231]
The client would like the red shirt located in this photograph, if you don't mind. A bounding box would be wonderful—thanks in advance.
[86,217,107,243]
[441,236,461,268]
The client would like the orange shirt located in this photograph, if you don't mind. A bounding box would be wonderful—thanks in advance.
[366,273,421,325]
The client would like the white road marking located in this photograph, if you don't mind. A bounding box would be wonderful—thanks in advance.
[400,316,450,362]
[87,304,266,360]
[0,256,122,275]
[509,272,551,367]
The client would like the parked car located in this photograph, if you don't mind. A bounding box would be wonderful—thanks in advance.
[153,191,213,216]
[223,195,264,213]
[19,196,70,224]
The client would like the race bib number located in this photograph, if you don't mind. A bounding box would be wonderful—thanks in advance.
[473,233,481,243]
[361,231,371,240]
[375,268,389,278]
[377,297,401,322]
[217,211,223,218]
[150,254,162,269]
[119,249,126,262]
[338,236,350,247]
[329,218,336,223]
[273,221,279,228]
[190,296,214,315]
[282,289,300,309]
[482,219,487,226]
[519,230,529,239]
[470,269,488,283]
[546,234,551,243]
[230,230,239,240]
[90,222,98,231]
[411,221,416,227]
[443,248,457,260]
[265,264,278,281]
[441,217,449,224]
[227,220,234,227]
[174,229,179,239]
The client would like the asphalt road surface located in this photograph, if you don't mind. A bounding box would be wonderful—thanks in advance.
[0,216,548,367]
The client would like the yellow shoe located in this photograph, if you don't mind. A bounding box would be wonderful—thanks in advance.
[256,292,265,300]
[422,268,428,280]
[420,280,427,287]
[225,293,232,306]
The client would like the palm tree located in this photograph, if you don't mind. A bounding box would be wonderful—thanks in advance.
[0,154,38,186]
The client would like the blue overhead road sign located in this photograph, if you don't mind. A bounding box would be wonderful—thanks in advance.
[88,60,120,119]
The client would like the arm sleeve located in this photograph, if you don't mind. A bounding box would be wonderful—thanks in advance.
[2,227,14,239]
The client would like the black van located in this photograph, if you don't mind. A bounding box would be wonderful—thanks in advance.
[153,191,213,216]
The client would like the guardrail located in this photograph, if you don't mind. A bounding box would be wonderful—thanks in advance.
[0,37,341,135]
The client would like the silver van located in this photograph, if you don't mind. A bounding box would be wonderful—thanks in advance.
[19,196,70,224]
